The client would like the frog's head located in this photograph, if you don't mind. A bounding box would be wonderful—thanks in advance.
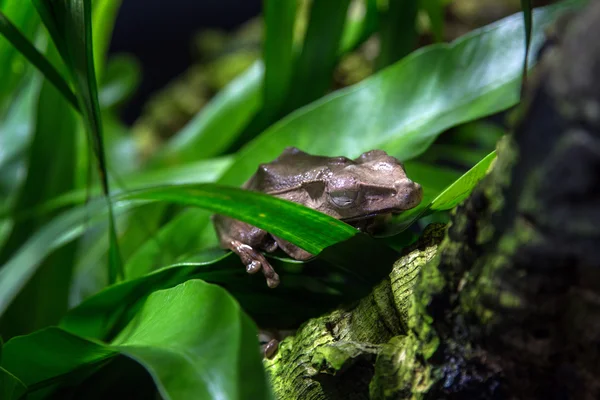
[324,150,423,221]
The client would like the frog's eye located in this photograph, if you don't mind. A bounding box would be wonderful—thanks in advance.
[329,190,359,208]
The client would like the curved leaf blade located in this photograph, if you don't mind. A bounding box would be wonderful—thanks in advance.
[218,1,577,188]
[0,183,358,317]
[1,281,271,399]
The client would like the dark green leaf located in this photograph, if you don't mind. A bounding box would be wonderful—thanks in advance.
[2,281,272,399]
[0,366,27,400]
[420,0,444,42]
[120,184,356,255]
[0,11,79,111]
[263,0,297,114]
[0,183,359,317]
[377,0,418,69]
[283,0,351,113]
[0,1,41,116]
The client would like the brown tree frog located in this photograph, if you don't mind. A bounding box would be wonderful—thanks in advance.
[212,147,423,288]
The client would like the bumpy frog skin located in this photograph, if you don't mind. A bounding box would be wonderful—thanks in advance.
[212,147,423,288]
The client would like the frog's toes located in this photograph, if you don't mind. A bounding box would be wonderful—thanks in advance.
[266,273,280,289]
[246,260,262,274]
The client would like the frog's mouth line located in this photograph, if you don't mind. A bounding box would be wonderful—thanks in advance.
[340,210,401,224]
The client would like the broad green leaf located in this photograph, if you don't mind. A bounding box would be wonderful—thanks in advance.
[377,0,418,69]
[263,0,297,115]
[120,184,356,255]
[33,0,123,282]
[155,1,380,166]
[0,11,78,111]
[283,0,351,113]
[63,250,386,341]
[218,1,576,189]
[0,366,27,400]
[2,281,271,399]
[112,280,271,400]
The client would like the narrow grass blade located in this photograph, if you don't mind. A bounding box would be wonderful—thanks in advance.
[0,11,78,111]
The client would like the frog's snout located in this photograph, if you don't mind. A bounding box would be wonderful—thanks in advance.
[395,179,423,210]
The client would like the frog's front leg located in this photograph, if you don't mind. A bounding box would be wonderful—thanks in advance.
[212,215,280,288]
[273,237,314,261]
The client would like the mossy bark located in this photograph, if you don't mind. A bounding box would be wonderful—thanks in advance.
[265,2,600,399]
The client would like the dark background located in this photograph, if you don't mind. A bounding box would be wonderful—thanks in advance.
[108,0,262,124]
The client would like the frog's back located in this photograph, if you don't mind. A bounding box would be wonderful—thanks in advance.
[244,147,354,194]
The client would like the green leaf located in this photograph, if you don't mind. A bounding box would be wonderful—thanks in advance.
[263,0,297,115]
[99,54,141,109]
[389,151,497,231]
[2,281,272,399]
[0,1,41,116]
[377,0,418,69]
[155,0,380,166]
[0,48,79,339]
[429,151,496,212]
[32,0,123,283]
[339,0,378,54]
[0,183,360,318]
[155,62,264,164]
[0,11,79,111]
[218,1,576,189]
[420,0,444,42]
[0,366,27,400]
[112,280,271,400]
[120,184,357,255]
[63,251,385,341]
[91,0,123,79]
[283,0,351,113]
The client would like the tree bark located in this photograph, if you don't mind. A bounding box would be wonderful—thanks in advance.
[265,2,600,399]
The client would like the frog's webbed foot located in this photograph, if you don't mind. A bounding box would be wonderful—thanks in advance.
[226,239,280,288]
